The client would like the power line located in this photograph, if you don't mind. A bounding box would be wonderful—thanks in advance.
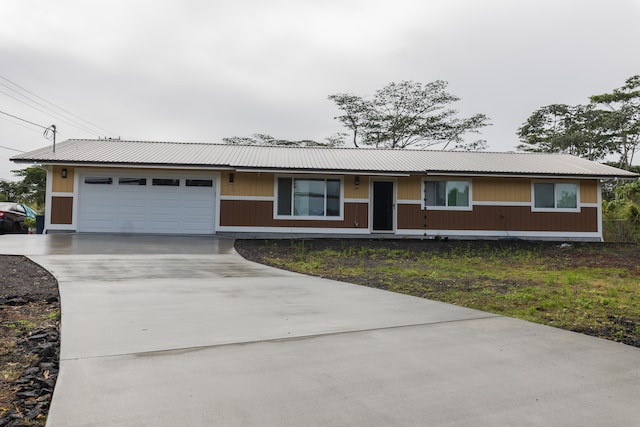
[0,113,44,135]
[0,109,61,153]
[0,88,102,137]
[0,74,120,138]
[0,109,48,129]
[0,144,25,153]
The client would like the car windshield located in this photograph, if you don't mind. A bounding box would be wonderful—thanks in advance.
[23,206,37,218]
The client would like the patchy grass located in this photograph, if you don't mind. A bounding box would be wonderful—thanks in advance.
[235,239,640,347]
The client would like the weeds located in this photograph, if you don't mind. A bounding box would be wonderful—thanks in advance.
[238,240,640,347]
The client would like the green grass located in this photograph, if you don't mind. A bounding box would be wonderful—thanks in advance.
[238,240,640,347]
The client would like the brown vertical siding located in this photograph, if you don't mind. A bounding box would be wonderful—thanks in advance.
[51,196,73,224]
[473,177,530,202]
[52,166,75,192]
[397,204,598,232]
[344,176,369,199]
[220,172,274,197]
[220,200,368,229]
[397,176,422,200]
[580,180,598,204]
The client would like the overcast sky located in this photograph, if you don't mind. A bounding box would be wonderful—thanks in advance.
[1,0,639,181]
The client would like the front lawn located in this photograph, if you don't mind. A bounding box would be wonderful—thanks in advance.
[235,239,640,347]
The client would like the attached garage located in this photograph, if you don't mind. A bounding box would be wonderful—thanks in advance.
[77,171,217,234]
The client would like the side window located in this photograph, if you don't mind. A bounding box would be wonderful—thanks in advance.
[424,180,470,208]
[277,178,293,216]
[533,183,578,210]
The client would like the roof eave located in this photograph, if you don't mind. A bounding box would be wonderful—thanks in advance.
[11,159,639,180]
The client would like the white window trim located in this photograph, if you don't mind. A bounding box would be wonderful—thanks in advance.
[274,175,345,221]
[531,181,581,212]
[422,179,473,211]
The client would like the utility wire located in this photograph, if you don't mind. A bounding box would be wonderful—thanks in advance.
[0,85,101,137]
[0,74,119,138]
[0,109,61,153]
[0,109,48,129]
[0,88,101,137]
[0,113,44,134]
[0,144,25,153]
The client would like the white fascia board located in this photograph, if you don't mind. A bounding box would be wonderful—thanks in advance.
[239,168,410,177]
[35,162,234,171]
[429,173,614,180]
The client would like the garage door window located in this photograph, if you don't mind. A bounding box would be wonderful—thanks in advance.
[152,178,180,186]
[119,178,147,185]
[84,177,112,184]
[186,179,213,187]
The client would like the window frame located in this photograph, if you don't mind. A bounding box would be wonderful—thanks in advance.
[274,175,344,220]
[531,181,580,212]
[422,179,472,211]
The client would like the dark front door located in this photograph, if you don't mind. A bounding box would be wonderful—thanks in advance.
[372,181,394,231]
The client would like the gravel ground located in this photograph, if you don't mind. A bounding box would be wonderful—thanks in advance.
[0,256,60,427]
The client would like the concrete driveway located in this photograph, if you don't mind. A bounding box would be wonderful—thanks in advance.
[1,234,639,426]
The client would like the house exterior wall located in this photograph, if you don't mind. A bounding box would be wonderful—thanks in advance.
[47,166,76,228]
[220,171,274,197]
[44,167,604,240]
[394,176,601,240]
[52,166,75,193]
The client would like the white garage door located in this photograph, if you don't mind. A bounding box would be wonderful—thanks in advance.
[78,172,217,234]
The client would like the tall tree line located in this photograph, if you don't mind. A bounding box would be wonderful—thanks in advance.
[518,75,640,171]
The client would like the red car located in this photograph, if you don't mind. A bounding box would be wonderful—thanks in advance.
[0,202,37,234]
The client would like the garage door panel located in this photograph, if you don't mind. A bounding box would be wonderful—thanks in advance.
[79,173,216,234]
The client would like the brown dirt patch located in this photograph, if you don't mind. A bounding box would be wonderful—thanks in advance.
[235,239,640,347]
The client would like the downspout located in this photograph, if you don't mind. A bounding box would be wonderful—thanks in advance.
[423,171,428,238]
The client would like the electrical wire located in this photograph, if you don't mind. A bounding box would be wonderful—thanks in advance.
[0,109,48,129]
[0,88,101,137]
[0,74,119,138]
[0,110,61,152]
[0,113,44,134]
[0,144,25,153]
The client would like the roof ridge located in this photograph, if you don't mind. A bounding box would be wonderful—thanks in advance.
[64,138,561,156]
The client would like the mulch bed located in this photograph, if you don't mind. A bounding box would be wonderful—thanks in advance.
[0,256,60,427]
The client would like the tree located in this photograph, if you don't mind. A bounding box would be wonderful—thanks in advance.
[518,75,640,170]
[329,80,490,150]
[0,167,46,208]
[590,75,640,170]
[0,180,19,202]
[326,94,371,147]
[517,104,613,161]
[223,133,344,147]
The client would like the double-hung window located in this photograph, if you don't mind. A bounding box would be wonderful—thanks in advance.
[277,177,342,218]
[424,180,470,209]
[533,182,578,210]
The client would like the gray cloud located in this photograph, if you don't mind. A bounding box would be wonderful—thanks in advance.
[1,0,639,180]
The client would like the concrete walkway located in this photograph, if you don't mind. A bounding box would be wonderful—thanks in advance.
[1,234,639,426]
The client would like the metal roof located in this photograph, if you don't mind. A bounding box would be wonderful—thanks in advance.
[11,139,638,178]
